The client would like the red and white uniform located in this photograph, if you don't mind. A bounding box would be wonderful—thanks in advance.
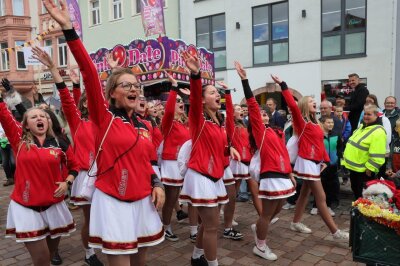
[65,29,163,254]
[225,92,252,180]
[160,89,190,186]
[179,74,228,207]
[58,85,97,205]
[281,86,330,180]
[0,101,78,242]
[222,127,235,186]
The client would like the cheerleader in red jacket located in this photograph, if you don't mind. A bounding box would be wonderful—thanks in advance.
[179,51,234,266]
[43,1,165,265]
[272,75,349,240]
[222,81,263,217]
[1,100,78,265]
[235,62,296,260]
[31,46,103,265]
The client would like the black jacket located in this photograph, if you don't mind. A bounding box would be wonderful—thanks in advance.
[345,83,369,133]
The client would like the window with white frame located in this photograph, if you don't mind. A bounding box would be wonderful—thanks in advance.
[136,0,165,14]
[91,0,100,25]
[196,14,226,69]
[13,0,24,16]
[321,0,366,58]
[58,37,67,67]
[0,42,9,71]
[44,39,53,58]
[112,0,122,20]
[0,0,5,16]
[15,41,26,69]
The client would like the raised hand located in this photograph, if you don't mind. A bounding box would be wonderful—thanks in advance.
[216,81,229,90]
[69,68,80,84]
[164,71,178,86]
[234,61,247,80]
[270,74,282,84]
[42,0,72,30]
[106,53,119,70]
[181,51,200,74]
[32,46,55,69]
[1,78,13,92]
[179,88,190,96]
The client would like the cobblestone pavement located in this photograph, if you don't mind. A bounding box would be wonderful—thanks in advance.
[0,175,364,266]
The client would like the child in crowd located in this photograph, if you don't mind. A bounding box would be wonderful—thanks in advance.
[335,106,351,185]
[310,116,342,216]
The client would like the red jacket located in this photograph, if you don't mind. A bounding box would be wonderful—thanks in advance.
[187,74,225,180]
[138,117,159,166]
[281,88,330,162]
[225,93,252,163]
[0,102,79,207]
[161,89,190,160]
[65,29,155,201]
[247,97,292,175]
[58,86,96,171]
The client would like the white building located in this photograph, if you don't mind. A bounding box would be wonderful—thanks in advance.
[180,0,399,107]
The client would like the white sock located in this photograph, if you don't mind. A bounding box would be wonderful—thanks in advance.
[206,259,218,266]
[165,224,172,233]
[224,227,232,232]
[190,225,198,236]
[85,248,95,259]
[192,246,204,259]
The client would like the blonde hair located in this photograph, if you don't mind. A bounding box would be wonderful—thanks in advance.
[105,68,137,106]
[21,108,55,150]
[363,104,379,115]
[297,96,317,123]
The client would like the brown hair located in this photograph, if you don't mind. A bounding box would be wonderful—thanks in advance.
[21,108,55,150]
[77,90,89,119]
[105,68,137,106]
[366,94,380,108]
[348,73,359,78]
[297,96,317,123]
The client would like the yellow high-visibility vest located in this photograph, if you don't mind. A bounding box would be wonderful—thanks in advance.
[342,124,386,173]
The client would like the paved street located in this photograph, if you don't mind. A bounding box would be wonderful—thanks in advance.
[0,174,364,266]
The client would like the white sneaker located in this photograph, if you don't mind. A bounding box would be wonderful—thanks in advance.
[328,207,336,217]
[332,229,349,241]
[282,202,295,210]
[270,217,279,225]
[290,222,312,234]
[232,219,238,226]
[310,208,318,215]
[253,246,277,261]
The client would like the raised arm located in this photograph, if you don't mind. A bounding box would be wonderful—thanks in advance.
[69,68,81,105]
[182,51,204,139]
[43,0,110,127]
[234,61,265,148]
[0,99,22,152]
[161,71,178,137]
[221,82,235,143]
[271,75,305,135]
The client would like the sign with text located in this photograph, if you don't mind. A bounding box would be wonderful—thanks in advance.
[23,47,51,65]
[140,0,165,37]
[90,36,215,86]
[66,0,83,39]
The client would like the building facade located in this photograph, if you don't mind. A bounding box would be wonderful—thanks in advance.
[180,0,398,107]
[78,0,180,53]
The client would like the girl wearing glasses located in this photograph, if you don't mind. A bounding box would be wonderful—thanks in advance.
[42,1,165,265]
[234,61,296,261]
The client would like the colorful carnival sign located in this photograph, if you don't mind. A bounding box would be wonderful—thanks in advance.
[90,36,215,85]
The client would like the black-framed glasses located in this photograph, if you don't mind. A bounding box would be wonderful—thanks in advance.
[176,98,183,103]
[116,81,142,91]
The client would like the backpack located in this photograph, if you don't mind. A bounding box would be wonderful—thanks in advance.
[286,125,306,164]
[249,129,266,182]
[177,121,206,177]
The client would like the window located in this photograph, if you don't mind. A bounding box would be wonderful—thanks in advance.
[136,0,165,14]
[15,41,26,70]
[44,39,53,58]
[12,0,24,16]
[252,2,289,65]
[322,0,366,58]
[58,37,67,67]
[0,0,5,16]
[91,0,100,25]
[196,14,226,69]
[0,42,9,71]
[112,0,122,20]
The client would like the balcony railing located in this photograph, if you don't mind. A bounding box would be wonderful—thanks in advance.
[0,16,31,29]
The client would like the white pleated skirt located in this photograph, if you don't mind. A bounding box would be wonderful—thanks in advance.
[160,160,184,186]
[179,168,228,207]
[89,189,164,255]
[6,200,75,242]
[293,157,322,181]
[223,166,235,186]
[70,170,91,205]
[258,178,296,200]
[230,160,251,180]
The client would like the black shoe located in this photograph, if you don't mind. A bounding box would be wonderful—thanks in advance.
[191,255,208,266]
[165,230,179,241]
[85,254,104,266]
[3,178,14,186]
[223,228,243,240]
[51,250,62,265]
[176,210,188,222]
[235,197,248,202]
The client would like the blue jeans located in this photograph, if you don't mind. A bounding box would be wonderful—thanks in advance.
[236,180,249,200]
